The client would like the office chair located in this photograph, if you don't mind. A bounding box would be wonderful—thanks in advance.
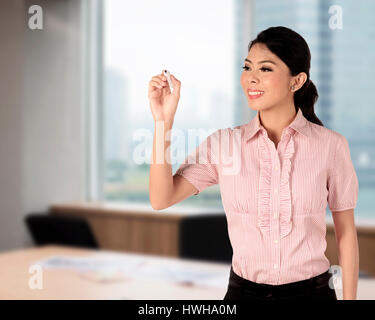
[25,212,99,248]
[178,214,233,263]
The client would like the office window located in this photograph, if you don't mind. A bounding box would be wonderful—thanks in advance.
[102,0,238,208]
[253,0,375,222]
[100,0,373,219]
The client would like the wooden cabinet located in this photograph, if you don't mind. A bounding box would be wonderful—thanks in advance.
[50,203,182,256]
[49,202,223,258]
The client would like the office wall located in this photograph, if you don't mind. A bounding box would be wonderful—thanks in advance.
[0,0,86,251]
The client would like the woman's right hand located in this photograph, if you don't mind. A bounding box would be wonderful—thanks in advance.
[148,71,181,123]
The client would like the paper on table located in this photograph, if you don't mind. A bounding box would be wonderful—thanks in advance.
[34,255,147,283]
[133,260,230,288]
[34,255,230,288]
[35,255,146,272]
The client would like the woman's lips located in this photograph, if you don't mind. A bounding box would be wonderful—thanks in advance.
[248,91,264,99]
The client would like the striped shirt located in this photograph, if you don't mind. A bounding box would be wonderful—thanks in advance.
[174,107,359,285]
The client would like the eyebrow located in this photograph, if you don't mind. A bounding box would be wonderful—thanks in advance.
[244,58,277,65]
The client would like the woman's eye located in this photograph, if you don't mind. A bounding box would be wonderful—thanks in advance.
[242,66,272,72]
[261,67,272,72]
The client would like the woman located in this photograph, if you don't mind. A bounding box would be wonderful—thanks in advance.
[148,26,359,300]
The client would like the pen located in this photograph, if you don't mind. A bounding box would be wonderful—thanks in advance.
[162,69,174,92]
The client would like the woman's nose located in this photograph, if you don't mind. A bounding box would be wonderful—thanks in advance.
[246,72,259,83]
[247,76,259,84]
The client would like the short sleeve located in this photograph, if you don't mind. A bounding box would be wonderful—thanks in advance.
[327,135,359,212]
[174,129,220,195]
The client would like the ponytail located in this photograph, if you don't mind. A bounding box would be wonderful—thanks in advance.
[294,79,323,126]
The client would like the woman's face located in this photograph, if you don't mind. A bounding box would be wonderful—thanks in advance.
[240,43,295,112]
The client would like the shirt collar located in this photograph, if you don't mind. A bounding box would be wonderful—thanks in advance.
[243,107,311,142]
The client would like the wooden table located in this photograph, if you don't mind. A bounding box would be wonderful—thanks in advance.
[0,245,231,300]
[1,245,374,300]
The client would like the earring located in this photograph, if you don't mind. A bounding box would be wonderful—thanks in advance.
[291,85,295,91]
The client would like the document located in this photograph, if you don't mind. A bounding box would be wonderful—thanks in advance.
[34,255,229,288]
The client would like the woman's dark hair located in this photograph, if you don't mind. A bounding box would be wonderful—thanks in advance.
[248,26,323,126]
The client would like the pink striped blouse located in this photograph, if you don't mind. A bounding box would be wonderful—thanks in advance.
[174,107,359,285]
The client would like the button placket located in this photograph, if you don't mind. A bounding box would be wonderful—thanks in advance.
[271,150,280,222]
[270,148,281,283]
[273,165,279,219]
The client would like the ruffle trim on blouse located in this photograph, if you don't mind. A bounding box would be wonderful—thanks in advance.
[257,131,295,238]
[257,132,272,234]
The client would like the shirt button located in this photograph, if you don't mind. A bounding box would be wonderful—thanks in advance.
[273,264,278,269]
[273,213,278,219]
[274,188,278,194]
[274,239,278,244]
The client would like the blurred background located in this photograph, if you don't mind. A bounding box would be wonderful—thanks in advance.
[0,0,374,300]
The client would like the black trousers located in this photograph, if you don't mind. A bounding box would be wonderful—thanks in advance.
[223,266,337,301]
